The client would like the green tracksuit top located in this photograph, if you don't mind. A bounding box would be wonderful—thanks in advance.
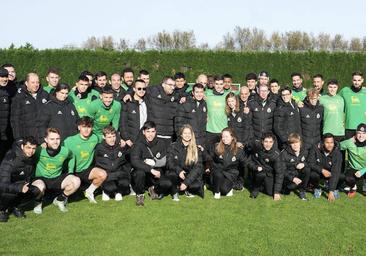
[339,87,366,130]
[292,87,307,103]
[340,138,366,175]
[69,89,100,117]
[205,89,229,133]
[35,146,75,178]
[319,94,345,136]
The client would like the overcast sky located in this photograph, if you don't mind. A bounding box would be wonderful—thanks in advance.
[2,0,365,49]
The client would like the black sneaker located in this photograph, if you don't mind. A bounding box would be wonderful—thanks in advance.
[250,190,259,199]
[0,211,9,222]
[148,186,159,200]
[13,208,26,218]
[136,194,144,206]
[299,191,308,201]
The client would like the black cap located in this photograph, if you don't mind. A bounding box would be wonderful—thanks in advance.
[357,123,366,133]
[0,68,8,77]
[258,71,269,78]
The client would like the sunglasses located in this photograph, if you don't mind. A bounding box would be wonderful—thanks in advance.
[136,87,147,91]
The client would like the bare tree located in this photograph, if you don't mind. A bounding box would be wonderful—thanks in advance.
[83,36,101,50]
[117,39,129,51]
[317,33,331,51]
[332,34,348,51]
[349,37,362,51]
[101,36,115,50]
[234,26,251,51]
[269,32,284,51]
[134,38,147,52]
[221,32,236,51]
[150,30,173,51]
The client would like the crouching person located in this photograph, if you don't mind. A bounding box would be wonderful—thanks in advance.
[130,121,173,206]
[208,128,247,199]
[33,128,80,213]
[247,133,283,200]
[0,137,43,222]
[167,125,204,201]
[95,126,131,202]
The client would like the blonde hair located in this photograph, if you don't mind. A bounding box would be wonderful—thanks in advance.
[180,124,198,166]
[288,133,302,145]
[225,92,240,115]
[215,128,238,156]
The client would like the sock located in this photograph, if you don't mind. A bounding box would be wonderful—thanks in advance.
[86,184,98,194]
[57,193,68,202]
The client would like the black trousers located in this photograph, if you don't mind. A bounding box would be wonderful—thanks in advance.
[168,171,203,195]
[285,167,311,192]
[131,169,175,195]
[211,169,233,195]
[344,168,360,189]
[0,190,39,211]
[309,171,344,190]
[102,178,130,196]
[205,132,221,151]
[252,171,274,196]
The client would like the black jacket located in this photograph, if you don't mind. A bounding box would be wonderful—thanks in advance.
[10,85,49,142]
[248,95,276,140]
[0,83,16,140]
[227,109,253,145]
[175,97,207,146]
[173,84,190,101]
[146,85,178,137]
[308,143,342,191]
[37,95,79,142]
[273,99,302,145]
[167,140,203,186]
[0,144,36,193]
[130,137,167,173]
[300,99,324,149]
[280,145,310,182]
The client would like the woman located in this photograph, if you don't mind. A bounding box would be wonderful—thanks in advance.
[38,83,79,142]
[167,124,204,200]
[208,128,247,199]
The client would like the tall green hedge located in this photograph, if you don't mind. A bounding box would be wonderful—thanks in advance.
[1,49,366,88]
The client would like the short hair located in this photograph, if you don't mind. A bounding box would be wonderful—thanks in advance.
[95,71,107,79]
[245,72,257,81]
[1,63,15,69]
[47,68,60,76]
[101,87,114,94]
[139,69,149,76]
[122,67,134,76]
[77,116,93,127]
[223,73,232,79]
[26,72,39,82]
[161,76,174,84]
[46,127,61,136]
[291,72,302,79]
[312,74,323,80]
[22,136,37,146]
[280,86,292,94]
[192,83,205,91]
[174,72,185,80]
[307,88,319,98]
[327,79,339,86]
[142,121,156,130]
[261,132,276,142]
[270,79,279,84]
[214,75,224,81]
[288,133,302,145]
[78,75,90,82]
[352,71,363,78]
[80,70,93,77]
[134,79,146,86]
[322,133,335,140]
[54,83,70,93]
[102,125,116,136]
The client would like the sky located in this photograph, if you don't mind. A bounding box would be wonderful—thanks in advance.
[2,0,366,49]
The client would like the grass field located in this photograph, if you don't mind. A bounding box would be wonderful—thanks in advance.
[1,189,366,256]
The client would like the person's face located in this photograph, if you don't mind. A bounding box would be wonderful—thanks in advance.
[258,86,269,100]
[104,132,117,146]
[258,76,269,86]
[290,141,301,152]
[223,77,232,90]
[123,72,134,86]
[4,67,16,81]
[78,125,92,139]
[327,84,338,96]
[292,76,302,88]
[221,131,233,145]
[110,75,121,90]
[101,93,114,107]
[323,137,335,152]
[312,78,324,92]
[139,74,150,86]
[281,90,292,103]
[246,79,256,90]
[227,97,237,110]
[162,79,175,95]
[77,80,89,93]
[46,72,60,87]
[133,81,147,98]
[181,127,192,143]
[175,78,186,89]
[196,76,208,87]
[45,132,61,150]
[25,74,40,93]
[192,87,204,101]
[21,143,37,158]
[143,127,156,142]
[0,76,8,86]
[240,88,250,102]
[356,131,366,142]
[262,137,274,151]
[308,94,319,106]
[207,77,214,89]
[214,79,224,93]
[96,75,107,88]
[270,82,280,94]
[352,75,364,88]
[55,89,69,101]
[86,75,93,86]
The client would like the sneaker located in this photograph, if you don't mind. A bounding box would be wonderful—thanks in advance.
[102,191,110,201]
[333,190,340,199]
[129,185,136,196]
[33,203,43,215]
[214,192,221,199]
[250,190,259,199]
[313,188,322,199]
[226,189,233,197]
[343,186,351,192]
[148,186,159,200]
[172,193,180,201]
[12,207,26,218]
[185,191,195,198]
[53,198,68,213]
[84,190,97,204]
[348,191,357,199]
[115,193,123,201]
[299,191,308,201]
[0,211,9,222]
[136,194,144,206]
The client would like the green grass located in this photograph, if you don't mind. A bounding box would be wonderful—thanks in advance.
[1,189,366,256]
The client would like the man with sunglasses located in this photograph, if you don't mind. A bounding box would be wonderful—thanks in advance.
[120,79,148,147]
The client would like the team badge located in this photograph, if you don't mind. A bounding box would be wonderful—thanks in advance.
[329,162,332,166]
[71,110,75,116]
[156,152,161,158]
[237,117,242,123]
[316,113,320,119]
[174,155,178,159]
[317,158,320,162]
[18,88,22,93]
[232,156,236,162]
[255,153,259,158]
[267,108,271,113]
[42,99,47,103]
[265,158,269,162]
[219,155,223,159]
[301,156,305,161]
[118,152,123,157]
[203,107,206,112]
[3,98,6,103]
[171,97,175,102]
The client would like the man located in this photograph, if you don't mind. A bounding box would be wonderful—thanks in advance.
[196,74,208,88]
[269,78,280,103]
[239,86,250,110]
[80,70,94,87]
[174,72,189,102]
[63,117,107,203]
[33,128,80,213]
[257,71,269,87]
[319,79,345,141]
[93,71,108,93]
[10,73,49,143]
[109,73,124,101]
[245,72,257,100]
[339,71,366,139]
[44,68,61,93]
[121,67,134,93]
[223,73,233,91]
[291,72,307,103]
[207,75,215,90]
[1,64,17,83]
[309,134,343,201]
[130,121,172,206]
[138,69,150,86]
[120,79,148,147]
[0,137,43,221]
[312,74,325,95]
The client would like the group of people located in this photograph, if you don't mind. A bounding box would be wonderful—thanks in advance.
[0,63,365,223]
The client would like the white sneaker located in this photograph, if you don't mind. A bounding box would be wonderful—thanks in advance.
[172,193,180,201]
[185,191,195,198]
[129,185,136,196]
[214,192,221,199]
[53,198,68,213]
[33,203,43,214]
[115,193,123,201]
[226,189,233,197]
[102,191,110,201]
[84,190,97,204]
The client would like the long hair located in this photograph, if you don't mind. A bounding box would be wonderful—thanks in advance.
[215,127,238,156]
[179,124,198,166]
[225,92,239,115]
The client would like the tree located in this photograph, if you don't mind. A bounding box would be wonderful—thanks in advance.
[317,33,331,51]
[117,39,129,51]
[221,32,236,51]
[349,37,362,51]
[134,38,147,52]
[83,36,101,50]
[150,30,173,51]
[332,34,348,52]
[101,36,115,51]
